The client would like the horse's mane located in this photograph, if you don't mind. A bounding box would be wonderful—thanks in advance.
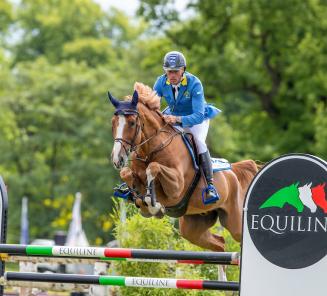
[125,82,160,110]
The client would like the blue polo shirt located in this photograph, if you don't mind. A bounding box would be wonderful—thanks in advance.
[153,72,220,127]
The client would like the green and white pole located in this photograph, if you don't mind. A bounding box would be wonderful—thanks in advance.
[0,244,239,265]
[4,272,239,291]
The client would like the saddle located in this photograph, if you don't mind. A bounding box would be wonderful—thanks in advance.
[180,131,231,173]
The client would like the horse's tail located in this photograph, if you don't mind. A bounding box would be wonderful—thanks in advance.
[231,160,260,188]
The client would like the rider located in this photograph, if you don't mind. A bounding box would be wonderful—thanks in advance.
[153,51,221,204]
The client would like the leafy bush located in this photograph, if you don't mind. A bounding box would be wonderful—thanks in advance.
[109,202,240,296]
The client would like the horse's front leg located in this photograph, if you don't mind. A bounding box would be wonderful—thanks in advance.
[144,161,184,218]
[120,167,154,218]
[120,167,137,189]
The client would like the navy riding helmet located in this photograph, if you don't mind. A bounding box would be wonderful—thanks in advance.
[163,51,186,71]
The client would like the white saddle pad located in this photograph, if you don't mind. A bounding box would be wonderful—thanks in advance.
[212,158,231,172]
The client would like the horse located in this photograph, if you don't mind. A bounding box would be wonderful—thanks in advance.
[108,82,259,253]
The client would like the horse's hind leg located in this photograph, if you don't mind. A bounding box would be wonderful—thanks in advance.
[179,212,225,252]
[217,207,243,242]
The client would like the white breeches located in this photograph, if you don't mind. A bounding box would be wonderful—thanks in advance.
[183,120,209,154]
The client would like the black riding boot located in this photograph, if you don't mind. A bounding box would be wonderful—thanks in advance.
[199,151,220,204]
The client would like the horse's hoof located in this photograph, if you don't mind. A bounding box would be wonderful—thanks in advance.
[140,211,152,218]
[154,207,165,219]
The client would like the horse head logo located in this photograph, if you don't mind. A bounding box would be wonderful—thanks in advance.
[260,182,327,214]
[259,182,304,213]
[311,183,327,213]
[298,183,317,213]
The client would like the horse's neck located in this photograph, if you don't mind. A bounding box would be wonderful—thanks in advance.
[138,106,166,152]
[139,105,163,135]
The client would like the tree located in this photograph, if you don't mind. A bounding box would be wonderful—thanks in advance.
[0,0,12,34]
[139,0,327,161]
[0,0,173,243]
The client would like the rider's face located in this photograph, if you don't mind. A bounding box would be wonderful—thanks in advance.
[166,68,184,85]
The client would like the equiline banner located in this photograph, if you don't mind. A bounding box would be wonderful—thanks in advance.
[240,154,326,296]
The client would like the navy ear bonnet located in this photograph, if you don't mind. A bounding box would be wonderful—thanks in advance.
[108,90,139,115]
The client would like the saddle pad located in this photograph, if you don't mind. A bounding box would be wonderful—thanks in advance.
[212,158,231,172]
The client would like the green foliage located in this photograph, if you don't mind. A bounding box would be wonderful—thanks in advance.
[111,203,239,295]
[14,0,105,63]
[139,0,327,161]
[62,38,116,67]
[0,0,12,35]
[0,57,119,241]
[137,0,179,28]
[314,102,327,158]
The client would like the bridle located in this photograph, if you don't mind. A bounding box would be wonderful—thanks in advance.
[113,109,142,158]
[113,109,180,163]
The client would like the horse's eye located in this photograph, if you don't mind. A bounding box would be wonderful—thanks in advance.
[129,121,136,128]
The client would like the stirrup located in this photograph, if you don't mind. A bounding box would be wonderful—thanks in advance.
[202,184,220,205]
[113,183,134,201]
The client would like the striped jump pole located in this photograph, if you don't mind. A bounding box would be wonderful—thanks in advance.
[0,244,239,265]
[3,272,240,291]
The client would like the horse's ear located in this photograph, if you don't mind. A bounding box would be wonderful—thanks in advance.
[108,92,120,108]
[131,90,139,107]
[308,182,312,187]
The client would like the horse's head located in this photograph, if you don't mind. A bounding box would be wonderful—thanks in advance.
[108,90,141,169]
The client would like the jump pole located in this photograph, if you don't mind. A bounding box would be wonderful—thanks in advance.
[0,244,239,265]
[3,272,240,291]
[0,254,238,265]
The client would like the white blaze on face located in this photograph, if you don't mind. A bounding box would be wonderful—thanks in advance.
[112,116,126,165]
[298,183,317,213]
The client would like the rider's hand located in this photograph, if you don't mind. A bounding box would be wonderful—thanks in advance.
[163,115,178,124]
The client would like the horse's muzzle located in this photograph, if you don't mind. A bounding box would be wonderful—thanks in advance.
[111,150,129,170]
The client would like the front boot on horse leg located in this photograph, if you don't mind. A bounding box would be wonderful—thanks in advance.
[144,180,165,218]
[199,150,220,204]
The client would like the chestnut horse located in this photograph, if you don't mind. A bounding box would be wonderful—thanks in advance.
[109,82,259,252]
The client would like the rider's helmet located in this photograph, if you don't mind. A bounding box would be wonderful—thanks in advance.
[163,51,186,71]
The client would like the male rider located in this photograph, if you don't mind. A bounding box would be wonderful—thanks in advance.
[153,51,221,204]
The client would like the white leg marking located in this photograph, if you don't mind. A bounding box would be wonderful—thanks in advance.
[146,168,155,196]
[144,167,165,216]
[112,116,126,165]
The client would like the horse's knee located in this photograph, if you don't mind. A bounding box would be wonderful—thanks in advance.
[146,162,161,177]
[120,167,133,184]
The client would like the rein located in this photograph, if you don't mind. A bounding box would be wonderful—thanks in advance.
[132,110,180,163]
[114,109,181,164]
[133,126,180,163]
